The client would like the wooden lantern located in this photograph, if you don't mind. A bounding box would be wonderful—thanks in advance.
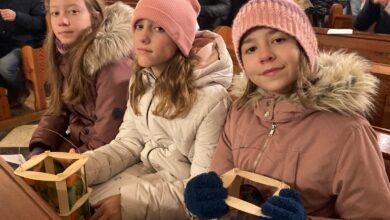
[14,151,92,220]
[220,168,290,217]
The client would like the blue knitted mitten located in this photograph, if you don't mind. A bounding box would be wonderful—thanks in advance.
[184,172,229,219]
[257,189,307,220]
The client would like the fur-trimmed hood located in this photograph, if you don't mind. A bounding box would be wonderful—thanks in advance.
[83,2,134,76]
[231,51,379,117]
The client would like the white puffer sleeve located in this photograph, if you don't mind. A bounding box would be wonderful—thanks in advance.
[84,101,144,185]
[189,93,231,177]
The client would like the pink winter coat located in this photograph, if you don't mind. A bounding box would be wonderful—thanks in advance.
[210,52,390,219]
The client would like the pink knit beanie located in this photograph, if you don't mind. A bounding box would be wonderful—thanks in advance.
[131,0,200,57]
[233,0,318,72]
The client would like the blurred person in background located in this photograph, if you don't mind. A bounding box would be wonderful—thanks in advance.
[0,0,46,107]
[197,0,231,30]
[354,0,390,34]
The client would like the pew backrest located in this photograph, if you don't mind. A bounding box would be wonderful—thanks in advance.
[315,27,390,65]
[373,126,390,181]
[326,3,355,29]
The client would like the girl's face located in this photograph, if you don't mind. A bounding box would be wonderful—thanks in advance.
[133,19,178,77]
[241,27,300,94]
[49,0,92,45]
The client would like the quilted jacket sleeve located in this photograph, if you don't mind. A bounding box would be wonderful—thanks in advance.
[84,100,144,185]
[190,95,231,177]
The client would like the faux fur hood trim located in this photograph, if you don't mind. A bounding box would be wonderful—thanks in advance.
[231,51,379,117]
[83,2,134,76]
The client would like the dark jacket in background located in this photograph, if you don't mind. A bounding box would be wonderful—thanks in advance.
[197,0,231,30]
[354,0,390,34]
[306,0,347,27]
[307,0,346,16]
[222,0,249,26]
[0,0,46,58]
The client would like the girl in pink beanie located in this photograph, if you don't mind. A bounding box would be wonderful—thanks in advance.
[185,0,390,219]
[80,0,233,219]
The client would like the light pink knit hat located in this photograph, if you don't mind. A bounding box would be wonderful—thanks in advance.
[233,0,318,72]
[131,0,200,57]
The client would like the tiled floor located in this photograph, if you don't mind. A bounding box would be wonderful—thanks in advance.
[0,93,39,141]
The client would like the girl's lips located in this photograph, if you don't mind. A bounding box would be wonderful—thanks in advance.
[58,31,73,35]
[137,48,152,55]
[262,67,284,76]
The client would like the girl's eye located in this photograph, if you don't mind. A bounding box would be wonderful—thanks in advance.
[50,11,59,17]
[272,37,286,44]
[135,24,143,30]
[245,46,257,54]
[68,9,79,15]
[153,26,165,32]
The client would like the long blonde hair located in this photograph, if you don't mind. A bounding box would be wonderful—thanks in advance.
[45,0,105,114]
[130,51,198,119]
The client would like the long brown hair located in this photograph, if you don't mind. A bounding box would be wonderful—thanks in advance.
[45,0,105,114]
[130,51,198,119]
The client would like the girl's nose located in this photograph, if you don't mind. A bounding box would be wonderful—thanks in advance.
[140,29,151,44]
[259,45,275,63]
[58,15,70,26]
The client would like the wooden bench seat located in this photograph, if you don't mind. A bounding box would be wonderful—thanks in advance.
[370,63,390,128]
[373,126,390,180]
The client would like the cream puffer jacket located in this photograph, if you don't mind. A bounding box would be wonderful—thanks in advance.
[84,31,233,219]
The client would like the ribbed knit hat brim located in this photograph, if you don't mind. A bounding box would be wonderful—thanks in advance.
[233,0,318,71]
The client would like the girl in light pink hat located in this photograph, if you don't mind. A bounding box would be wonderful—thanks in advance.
[81,0,233,219]
[185,0,390,219]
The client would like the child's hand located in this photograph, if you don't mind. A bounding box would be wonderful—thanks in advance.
[90,194,122,220]
[26,147,45,160]
[0,9,16,21]
[184,172,229,219]
[257,189,306,220]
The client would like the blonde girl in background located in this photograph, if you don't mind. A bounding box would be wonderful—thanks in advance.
[28,0,134,157]
[80,0,233,219]
[185,0,390,219]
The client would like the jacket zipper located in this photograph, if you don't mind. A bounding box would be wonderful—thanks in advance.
[252,122,277,172]
[145,70,158,170]
[145,70,156,128]
[146,96,153,128]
